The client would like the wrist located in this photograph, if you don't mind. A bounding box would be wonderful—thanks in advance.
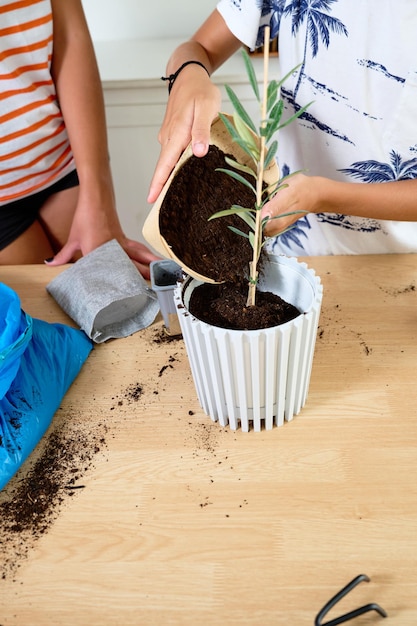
[161,60,210,94]
[311,176,342,214]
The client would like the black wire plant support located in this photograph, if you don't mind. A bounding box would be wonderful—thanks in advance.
[315,574,388,625]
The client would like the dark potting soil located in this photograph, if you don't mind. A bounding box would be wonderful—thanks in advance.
[0,416,108,581]
[159,143,300,329]
[188,280,300,331]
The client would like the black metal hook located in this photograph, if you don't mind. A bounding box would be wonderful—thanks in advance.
[315,574,388,626]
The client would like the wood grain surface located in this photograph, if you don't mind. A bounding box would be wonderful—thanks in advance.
[0,255,416,625]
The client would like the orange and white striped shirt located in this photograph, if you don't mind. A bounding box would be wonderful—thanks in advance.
[0,0,74,205]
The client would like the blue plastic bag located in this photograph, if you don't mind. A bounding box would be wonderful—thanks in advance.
[0,283,93,491]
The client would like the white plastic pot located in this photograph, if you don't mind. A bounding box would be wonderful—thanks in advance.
[174,256,323,432]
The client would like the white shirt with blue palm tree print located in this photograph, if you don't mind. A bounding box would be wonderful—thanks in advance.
[217,0,417,255]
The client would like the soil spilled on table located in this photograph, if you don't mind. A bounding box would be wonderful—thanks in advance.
[0,415,108,581]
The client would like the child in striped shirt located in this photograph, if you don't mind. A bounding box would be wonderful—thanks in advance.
[0,0,157,278]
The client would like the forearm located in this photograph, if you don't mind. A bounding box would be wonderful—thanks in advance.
[166,42,215,78]
[51,0,113,199]
[315,177,417,222]
[263,173,417,237]
[147,10,241,203]
[45,1,158,272]
[166,9,242,77]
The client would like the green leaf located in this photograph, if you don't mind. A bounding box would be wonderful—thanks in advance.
[234,138,260,161]
[264,217,306,240]
[209,208,235,220]
[209,204,253,220]
[264,179,280,198]
[268,209,308,221]
[224,86,257,134]
[261,216,270,229]
[264,100,284,139]
[228,226,250,240]
[234,208,256,231]
[219,113,259,161]
[224,156,257,180]
[248,231,255,248]
[278,101,313,130]
[269,99,284,121]
[218,111,241,143]
[276,63,301,90]
[233,113,260,155]
[277,168,305,185]
[241,48,260,102]
[266,80,279,112]
[215,167,256,194]
[264,140,278,168]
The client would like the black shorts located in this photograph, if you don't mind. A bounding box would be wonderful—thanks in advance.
[0,170,79,251]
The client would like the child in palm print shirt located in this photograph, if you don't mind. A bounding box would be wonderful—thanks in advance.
[148,0,417,256]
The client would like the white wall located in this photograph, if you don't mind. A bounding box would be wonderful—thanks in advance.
[82,0,216,42]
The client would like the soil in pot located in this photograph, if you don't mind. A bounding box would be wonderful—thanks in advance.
[188,280,300,330]
[160,144,300,330]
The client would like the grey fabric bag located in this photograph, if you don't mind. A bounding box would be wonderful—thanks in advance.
[46,239,159,343]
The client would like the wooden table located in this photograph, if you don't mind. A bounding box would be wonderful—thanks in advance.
[0,255,416,625]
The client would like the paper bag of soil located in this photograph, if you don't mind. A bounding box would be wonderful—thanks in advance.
[142,114,280,284]
[0,283,93,491]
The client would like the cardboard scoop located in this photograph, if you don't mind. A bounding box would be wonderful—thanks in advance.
[142,114,279,283]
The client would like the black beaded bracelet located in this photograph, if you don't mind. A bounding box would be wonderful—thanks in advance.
[161,60,210,94]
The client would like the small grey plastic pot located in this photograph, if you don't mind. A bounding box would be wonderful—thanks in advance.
[150,259,183,336]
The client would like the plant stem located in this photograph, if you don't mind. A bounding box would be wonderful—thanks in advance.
[247,26,270,307]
